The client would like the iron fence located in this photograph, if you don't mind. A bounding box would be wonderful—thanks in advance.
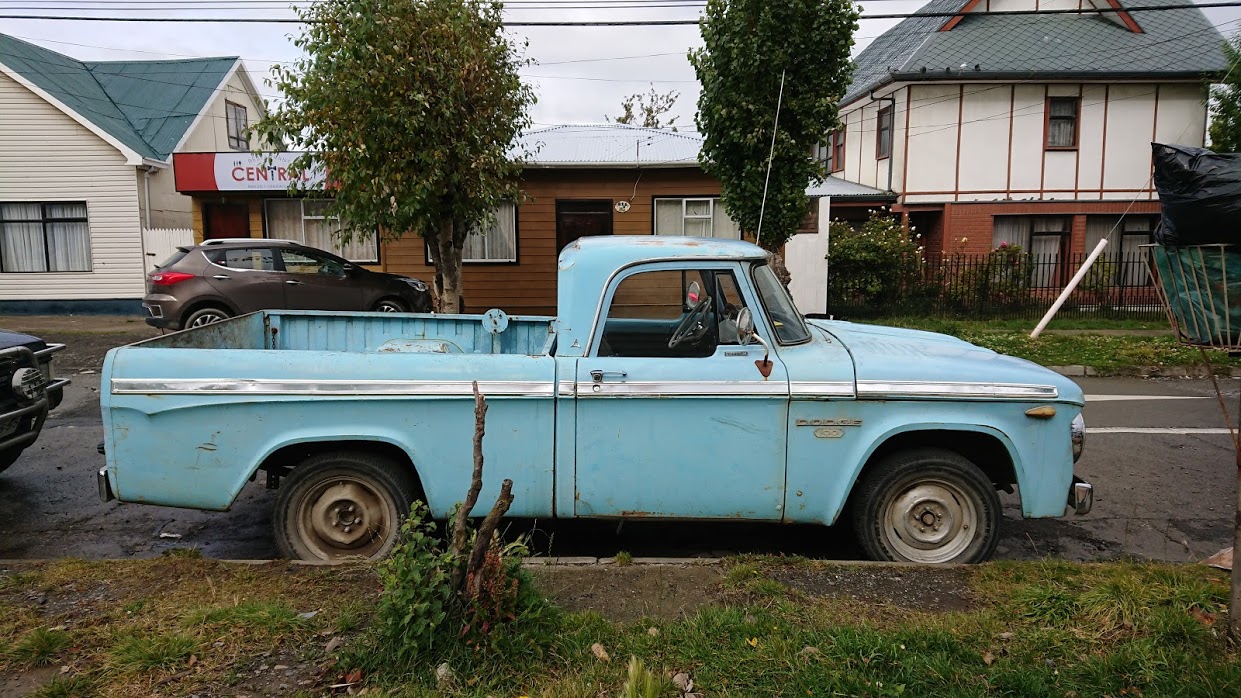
[825,252,1164,320]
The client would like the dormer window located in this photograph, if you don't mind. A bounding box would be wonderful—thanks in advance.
[226,101,249,151]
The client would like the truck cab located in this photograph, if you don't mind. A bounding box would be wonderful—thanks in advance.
[100,236,1091,564]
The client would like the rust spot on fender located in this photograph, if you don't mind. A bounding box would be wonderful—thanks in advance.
[755,359,773,378]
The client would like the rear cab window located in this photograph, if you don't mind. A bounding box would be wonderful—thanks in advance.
[206,247,276,271]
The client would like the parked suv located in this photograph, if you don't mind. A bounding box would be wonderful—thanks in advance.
[0,330,68,473]
[144,239,433,330]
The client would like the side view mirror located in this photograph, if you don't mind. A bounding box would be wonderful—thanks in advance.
[736,307,756,345]
[685,281,703,309]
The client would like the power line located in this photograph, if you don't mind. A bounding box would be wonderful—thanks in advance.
[4,1,1241,25]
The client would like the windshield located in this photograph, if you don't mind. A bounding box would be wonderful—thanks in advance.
[752,263,811,344]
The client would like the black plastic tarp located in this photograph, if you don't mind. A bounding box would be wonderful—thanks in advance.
[1152,143,1241,246]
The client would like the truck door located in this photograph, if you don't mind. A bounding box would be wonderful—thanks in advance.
[573,262,790,520]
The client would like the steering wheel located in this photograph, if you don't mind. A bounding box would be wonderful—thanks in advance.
[668,294,713,349]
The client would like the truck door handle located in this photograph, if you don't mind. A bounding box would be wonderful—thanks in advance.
[211,274,231,280]
[589,369,627,383]
[285,280,303,285]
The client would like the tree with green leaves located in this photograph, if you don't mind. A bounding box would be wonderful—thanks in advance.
[610,87,680,130]
[253,0,535,312]
[1209,33,1241,152]
[690,0,859,251]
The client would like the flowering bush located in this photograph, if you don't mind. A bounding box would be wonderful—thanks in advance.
[828,212,924,307]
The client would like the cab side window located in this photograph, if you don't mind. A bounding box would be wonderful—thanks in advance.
[207,247,275,271]
[597,268,747,358]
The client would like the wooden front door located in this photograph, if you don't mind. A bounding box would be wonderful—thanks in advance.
[556,200,613,251]
[202,203,250,240]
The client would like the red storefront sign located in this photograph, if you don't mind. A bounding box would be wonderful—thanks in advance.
[174,152,325,192]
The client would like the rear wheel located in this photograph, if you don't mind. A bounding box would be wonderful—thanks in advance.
[373,298,407,313]
[273,451,417,561]
[850,448,1001,564]
[183,306,231,328]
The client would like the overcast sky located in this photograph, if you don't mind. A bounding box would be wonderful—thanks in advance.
[2,0,1239,128]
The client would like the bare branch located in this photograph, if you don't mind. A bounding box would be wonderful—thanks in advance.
[450,381,488,593]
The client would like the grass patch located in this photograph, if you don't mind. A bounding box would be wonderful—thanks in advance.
[109,633,198,671]
[31,675,94,698]
[613,551,633,566]
[0,558,1236,696]
[7,628,73,666]
[852,317,1238,373]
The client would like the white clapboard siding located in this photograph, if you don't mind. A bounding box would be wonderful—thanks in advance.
[142,227,193,272]
[786,197,829,315]
[0,71,145,301]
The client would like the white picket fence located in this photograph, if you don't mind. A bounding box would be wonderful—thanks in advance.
[142,227,193,272]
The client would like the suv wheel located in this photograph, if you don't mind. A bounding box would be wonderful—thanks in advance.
[184,307,231,328]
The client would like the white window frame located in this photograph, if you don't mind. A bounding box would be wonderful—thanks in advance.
[425,203,518,264]
[263,198,379,264]
[653,197,741,239]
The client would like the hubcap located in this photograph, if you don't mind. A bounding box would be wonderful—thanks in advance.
[296,478,392,560]
[190,312,226,327]
[882,479,978,563]
[377,303,401,313]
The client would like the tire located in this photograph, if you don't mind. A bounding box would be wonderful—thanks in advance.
[183,306,231,328]
[373,298,407,313]
[850,447,1001,564]
[273,451,418,562]
[0,448,22,473]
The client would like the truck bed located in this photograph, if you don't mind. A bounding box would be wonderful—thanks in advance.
[136,310,557,355]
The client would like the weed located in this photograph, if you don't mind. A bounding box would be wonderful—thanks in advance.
[0,572,39,592]
[746,578,786,597]
[614,551,633,566]
[121,599,146,615]
[622,655,662,698]
[31,675,94,698]
[109,634,197,671]
[374,503,456,662]
[724,561,761,587]
[334,601,369,634]
[160,547,202,559]
[9,628,72,666]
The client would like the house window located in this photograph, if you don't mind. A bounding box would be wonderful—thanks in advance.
[992,215,1069,288]
[264,198,379,263]
[812,142,832,171]
[830,130,845,173]
[1085,215,1155,286]
[876,106,893,160]
[653,198,741,239]
[1046,97,1079,149]
[226,101,249,151]
[425,203,518,264]
[0,202,91,272]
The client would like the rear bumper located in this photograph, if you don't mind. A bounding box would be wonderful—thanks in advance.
[1068,476,1093,515]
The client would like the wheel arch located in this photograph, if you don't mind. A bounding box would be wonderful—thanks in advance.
[255,437,427,507]
[179,297,238,325]
[835,424,1022,522]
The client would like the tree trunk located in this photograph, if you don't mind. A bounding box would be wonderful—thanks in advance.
[449,382,488,595]
[467,478,514,598]
[433,221,464,314]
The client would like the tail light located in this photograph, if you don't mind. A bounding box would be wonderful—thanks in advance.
[148,271,195,286]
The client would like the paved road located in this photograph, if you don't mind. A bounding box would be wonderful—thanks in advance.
[1,374,1235,562]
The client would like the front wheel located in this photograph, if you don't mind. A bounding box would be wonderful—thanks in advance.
[273,451,418,561]
[850,448,1001,564]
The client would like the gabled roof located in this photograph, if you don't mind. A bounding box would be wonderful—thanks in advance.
[518,124,705,168]
[0,33,242,163]
[843,0,1227,105]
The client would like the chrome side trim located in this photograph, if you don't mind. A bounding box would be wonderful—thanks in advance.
[789,381,855,398]
[111,379,556,397]
[577,380,787,397]
[557,380,576,397]
[856,380,1058,400]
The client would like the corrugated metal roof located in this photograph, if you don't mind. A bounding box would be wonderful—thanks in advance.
[806,176,895,199]
[844,0,1226,105]
[0,32,237,161]
[517,124,705,167]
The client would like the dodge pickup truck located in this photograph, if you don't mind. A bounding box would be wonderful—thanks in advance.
[99,237,1092,564]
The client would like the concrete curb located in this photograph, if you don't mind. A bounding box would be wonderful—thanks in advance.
[0,557,971,569]
[1049,365,1241,378]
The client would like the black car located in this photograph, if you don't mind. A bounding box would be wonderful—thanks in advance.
[142,239,433,331]
[0,330,69,473]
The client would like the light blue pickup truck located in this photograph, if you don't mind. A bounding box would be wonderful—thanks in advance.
[99,236,1091,564]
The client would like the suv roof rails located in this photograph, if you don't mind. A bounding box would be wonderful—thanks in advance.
[200,238,300,246]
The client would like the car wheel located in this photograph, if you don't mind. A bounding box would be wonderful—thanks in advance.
[373,298,407,313]
[274,451,418,562]
[0,448,22,473]
[850,447,1001,564]
[183,306,231,328]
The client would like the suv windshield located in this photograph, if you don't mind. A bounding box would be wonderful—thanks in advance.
[752,263,810,344]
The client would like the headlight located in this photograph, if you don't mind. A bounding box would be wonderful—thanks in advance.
[403,278,428,292]
[11,367,45,403]
[1071,414,1085,463]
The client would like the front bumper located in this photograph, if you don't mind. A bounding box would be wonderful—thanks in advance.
[1069,476,1093,515]
[0,344,70,455]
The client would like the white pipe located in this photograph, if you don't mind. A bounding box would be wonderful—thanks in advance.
[1031,237,1108,339]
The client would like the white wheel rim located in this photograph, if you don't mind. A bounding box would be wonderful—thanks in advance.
[881,478,979,563]
[190,312,226,327]
[377,303,400,313]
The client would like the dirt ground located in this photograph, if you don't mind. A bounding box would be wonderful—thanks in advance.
[0,315,157,373]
